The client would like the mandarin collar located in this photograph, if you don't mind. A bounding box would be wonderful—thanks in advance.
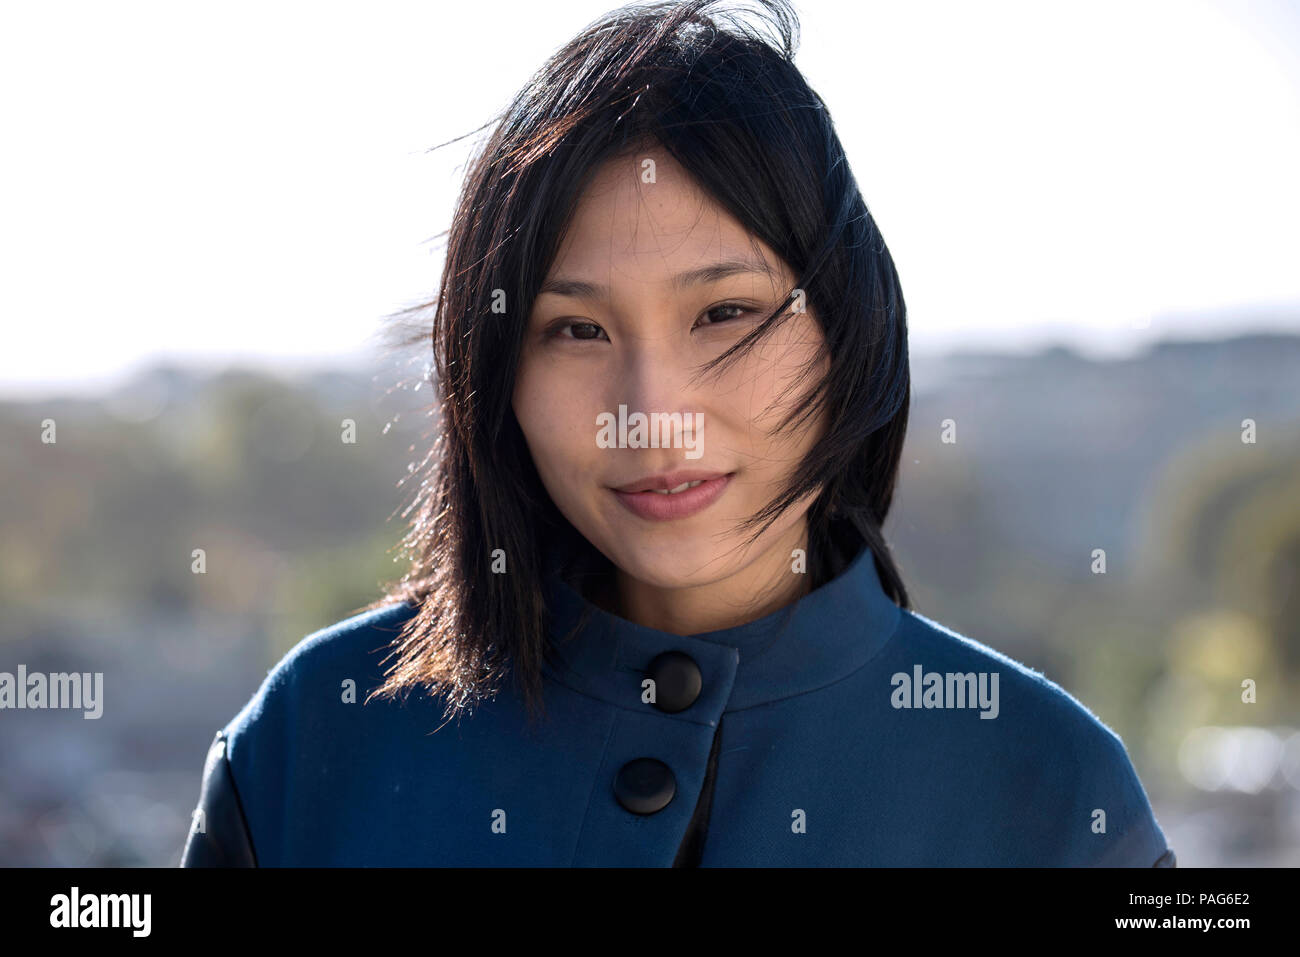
[539,533,903,721]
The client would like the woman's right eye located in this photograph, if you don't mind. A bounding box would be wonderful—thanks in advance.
[550,320,608,341]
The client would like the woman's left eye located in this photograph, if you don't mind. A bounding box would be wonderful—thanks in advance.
[694,303,750,328]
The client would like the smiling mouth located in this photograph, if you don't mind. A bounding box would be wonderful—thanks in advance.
[612,469,731,493]
[610,471,735,521]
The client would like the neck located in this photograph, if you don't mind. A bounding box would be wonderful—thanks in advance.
[606,519,813,636]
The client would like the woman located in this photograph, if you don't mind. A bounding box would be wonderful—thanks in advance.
[181,0,1175,867]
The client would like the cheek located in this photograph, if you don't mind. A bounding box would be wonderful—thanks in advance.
[512,355,598,486]
[716,315,828,443]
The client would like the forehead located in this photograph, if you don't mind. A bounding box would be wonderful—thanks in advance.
[547,147,782,282]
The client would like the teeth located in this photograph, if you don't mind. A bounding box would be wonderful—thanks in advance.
[650,480,705,495]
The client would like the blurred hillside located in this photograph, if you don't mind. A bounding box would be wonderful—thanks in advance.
[903,334,1300,866]
[1,333,1298,865]
[0,356,432,866]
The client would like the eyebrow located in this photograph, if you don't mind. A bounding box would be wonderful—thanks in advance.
[537,256,774,300]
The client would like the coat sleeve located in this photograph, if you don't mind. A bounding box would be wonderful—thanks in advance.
[179,730,258,867]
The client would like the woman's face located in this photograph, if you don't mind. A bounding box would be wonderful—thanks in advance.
[512,146,829,593]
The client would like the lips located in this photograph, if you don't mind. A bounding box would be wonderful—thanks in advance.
[612,469,730,493]
[611,470,733,521]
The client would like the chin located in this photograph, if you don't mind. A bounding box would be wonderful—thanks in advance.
[601,535,738,590]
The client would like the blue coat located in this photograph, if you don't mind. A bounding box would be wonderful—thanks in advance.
[180,539,1175,867]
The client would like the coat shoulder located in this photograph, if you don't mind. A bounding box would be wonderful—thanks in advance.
[222,601,419,760]
[885,608,1172,865]
[897,607,1133,753]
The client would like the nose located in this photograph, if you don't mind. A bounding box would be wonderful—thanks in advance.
[597,329,707,461]
[613,331,699,422]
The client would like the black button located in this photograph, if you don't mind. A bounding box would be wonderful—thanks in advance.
[614,758,676,815]
[646,651,702,713]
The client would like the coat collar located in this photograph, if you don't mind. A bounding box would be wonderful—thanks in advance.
[539,526,904,720]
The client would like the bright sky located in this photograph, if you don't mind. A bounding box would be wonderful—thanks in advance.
[3,0,1299,396]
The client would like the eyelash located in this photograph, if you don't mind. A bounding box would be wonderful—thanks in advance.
[545,303,755,341]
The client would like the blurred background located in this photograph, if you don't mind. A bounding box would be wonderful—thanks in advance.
[2,0,1298,866]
